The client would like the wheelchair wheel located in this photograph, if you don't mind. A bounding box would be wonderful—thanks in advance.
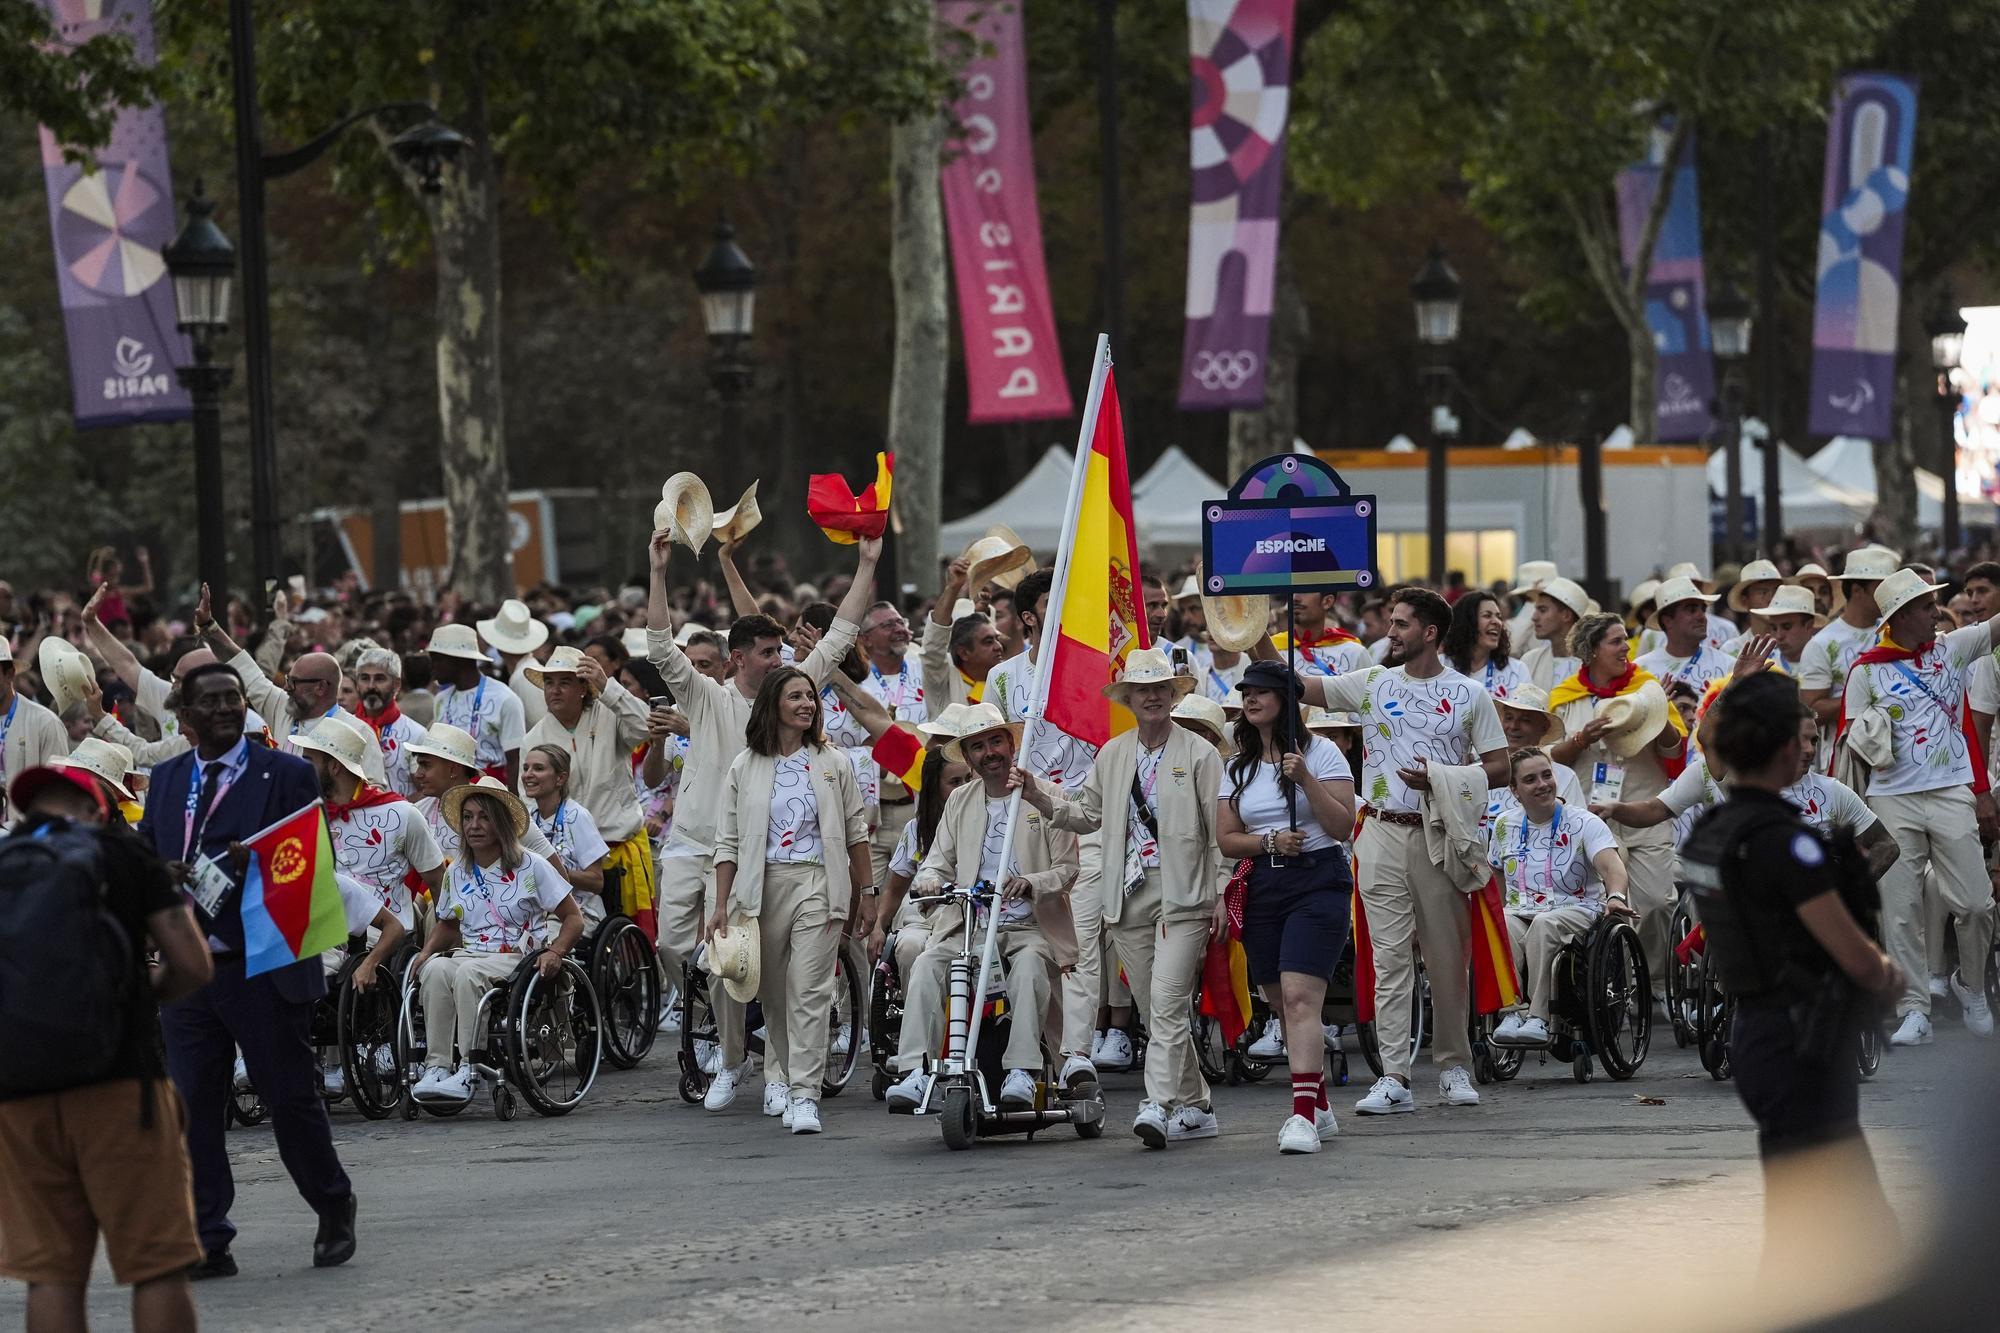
[822,939,866,1097]
[228,1080,268,1128]
[940,1084,976,1151]
[677,962,719,1102]
[1586,920,1651,1080]
[1665,898,1697,1049]
[868,947,903,1072]
[1857,1024,1881,1081]
[1190,992,1230,1084]
[1695,953,1732,1081]
[592,918,661,1071]
[505,955,603,1117]
[338,944,413,1120]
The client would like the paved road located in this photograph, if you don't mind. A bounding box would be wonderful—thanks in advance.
[14,1024,1971,1332]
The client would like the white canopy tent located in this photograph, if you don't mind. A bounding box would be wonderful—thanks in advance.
[1130,444,1227,547]
[1805,436,1999,529]
[937,445,1075,552]
[1705,443,1877,532]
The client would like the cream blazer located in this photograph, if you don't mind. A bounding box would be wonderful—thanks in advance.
[1042,726,1222,924]
[713,742,869,921]
[919,616,980,719]
[914,780,1080,968]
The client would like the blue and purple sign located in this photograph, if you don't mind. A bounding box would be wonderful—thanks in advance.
[1616,122,1713,443]
[1203,453,1378,595]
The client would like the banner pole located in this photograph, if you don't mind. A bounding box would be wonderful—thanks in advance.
[961,333,1111,1085]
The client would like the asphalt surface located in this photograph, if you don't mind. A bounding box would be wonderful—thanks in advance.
[12,1019,1974,1332]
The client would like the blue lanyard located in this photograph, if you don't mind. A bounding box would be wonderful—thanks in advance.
[0,694,18,787]
[537,799,568,854]
[449,677,487,726]
[1516,803,1561,890]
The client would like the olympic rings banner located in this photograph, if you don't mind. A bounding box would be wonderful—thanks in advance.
[939,2,1072,424]
[1615,123,1714,443]
[36,0,191,429]
[1807,71,1919,442]
[1177,0,1295,412]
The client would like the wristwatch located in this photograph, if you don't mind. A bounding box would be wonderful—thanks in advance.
[862,883,882,897]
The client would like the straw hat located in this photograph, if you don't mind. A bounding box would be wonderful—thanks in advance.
[1665,561,1713,593]
[941,702,1023,765]
[1494,684,1565,745]
[705,919,762,1005]
[1200,571,1271,652]
[621,626,650,660]
[710,480,762,545]
[1626,579,1661,615]
[1220,687,1244,718]
[657,473,715,555]
[405,723,480,773]
[1304,706,1364,733]
[1750,584,1826,628]
[1725,559,1785,613]
[950,598,977,622]
[524,644,591,689]
[1537,576,1590,621]
[1873,567,1945,623]
[1170,694,1233,754]
[1173,575,1202,602]
[1647,576,1718,627]
[51,736,136,801]
[1831,547,1897,583]
[476,599,549,656]
[919,701,973,743]
[424,623,489,664]
[1103,646,1197,705]
[1510,560,1559,594]
[293,716,374,782]
[962,529,1033,594]
[1593,680,1671,760]
[442,776,530,838]
[37,636,94,716]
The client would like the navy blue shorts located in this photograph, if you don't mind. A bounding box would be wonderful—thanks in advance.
[1240,851,1353,986]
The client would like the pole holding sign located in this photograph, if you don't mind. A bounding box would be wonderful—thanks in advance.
[1202,453,1380,597]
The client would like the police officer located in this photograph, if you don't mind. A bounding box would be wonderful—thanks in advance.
[1679,673,1900,1266]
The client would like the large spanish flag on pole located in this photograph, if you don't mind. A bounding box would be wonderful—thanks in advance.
[1042,347,1148,747]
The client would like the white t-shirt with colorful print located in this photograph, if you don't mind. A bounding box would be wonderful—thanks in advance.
[1318,665,1506,816]
[438,851,572,955]
[1841,623,1988,797]
[1488,803,1619,917]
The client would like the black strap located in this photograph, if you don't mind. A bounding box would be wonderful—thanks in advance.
[1129,768,1159,842]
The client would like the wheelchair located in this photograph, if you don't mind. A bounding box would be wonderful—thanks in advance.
[1485,914,1652,1083]
[311,936,420,1120]
[675,937,867,1103]
[868,934,906,1100]
[1664,891,1701,1050]
[1192,943,1427,1088]
[396,948,605,1119]
[581,867,662,1071]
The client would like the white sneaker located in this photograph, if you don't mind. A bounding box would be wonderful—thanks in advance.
[1313,1107,1339,1141]
[1133,1100,1169,1149]
[703,1064,744,1111]
[832,1027,851,1056]
[1059,1054,1097,1091]
[372,1047,399,1077]
[1439,1066,1480,1106]
[1928,973,1951,1003]
[1097,1029,1135,1071]
[321,1065,345,1097]
[1089,1030,1108,1063]
[1515,1016,1550,1046]
[696,1039,722,1076]
[999,1068,1037,1108]
[411,1067,451,1101]
[434,1067,475,1103]
[1950,973,1994,1037]
[1491,1013,1526,1045]
[751,1024,769,1045]
[232,1055,251,1091]
[1889,1012,1934,1047]
[1277,1113,1321,1154]
[1247,1017,1285,1058]
[885,1069,931,1112]
[1169,1104,1221,1142]
[781,1100,794,1129]
[1322,1023,1344,1052]
[789,1098,822,1134]
[1354,1076,1414,1115]
[762,1080,789,1116]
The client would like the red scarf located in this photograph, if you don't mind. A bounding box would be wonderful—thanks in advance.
[1838,634,1988,794]
[1293,624,1360,649]
[327,783,403,822]
[1573,662,1637,700]
[359,701,402,734]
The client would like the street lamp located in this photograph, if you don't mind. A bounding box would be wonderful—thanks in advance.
[1929,292,1968,557]
[1411,243,1461,586]
[693,213,759,494]
[1707,277,1753,565]
[164,184,237,597]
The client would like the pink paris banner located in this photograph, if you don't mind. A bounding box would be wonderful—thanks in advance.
[37,0,191,428]
[939,1,1072,424]
[1178,0,1294,411]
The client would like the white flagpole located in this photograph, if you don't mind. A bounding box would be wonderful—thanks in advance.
[961,332,1112,1087]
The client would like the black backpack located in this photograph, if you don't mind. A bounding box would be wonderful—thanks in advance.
[0,823,136,1094]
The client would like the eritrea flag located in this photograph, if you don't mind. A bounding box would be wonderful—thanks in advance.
[240,801,347,977]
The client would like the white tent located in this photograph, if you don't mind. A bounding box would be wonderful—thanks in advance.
[937,445,1075,552]
[1130,445,1227,547]
[1804,436,1999,529]
[1705,443,1875,532]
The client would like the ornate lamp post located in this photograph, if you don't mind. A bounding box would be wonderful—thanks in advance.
[164,184,237,596]
[1707,278,1753,564]
[692,213,759,495]
[1411,243,1462,585]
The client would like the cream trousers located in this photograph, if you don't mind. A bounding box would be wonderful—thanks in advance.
[1506,905,1596,1023]
[1106,869,1211,1111]
[419,951,519,1068]
[1356,819,1471,1079]
[749,862,842,1104]
[898,921,1055,1075]
[660,850,767,1086]
[1060,834,1131,1057]
[1868,787,1993,1017]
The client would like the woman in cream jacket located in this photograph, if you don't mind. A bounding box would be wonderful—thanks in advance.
[710,667,871,1135]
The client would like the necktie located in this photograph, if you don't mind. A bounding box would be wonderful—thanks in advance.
[187,761,225,858]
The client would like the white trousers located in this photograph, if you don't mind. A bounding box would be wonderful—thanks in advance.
[419,952,519,1069]
[1869,787,1993,1017]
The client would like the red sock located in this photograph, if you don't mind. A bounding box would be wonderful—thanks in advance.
[1315,1074,1329,1112]
[1292,1073,1318,1120]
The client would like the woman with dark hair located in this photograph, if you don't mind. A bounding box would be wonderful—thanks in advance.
[1444,589,1528,700]
[1212,658,1357,1155]
[708,666,871,1135]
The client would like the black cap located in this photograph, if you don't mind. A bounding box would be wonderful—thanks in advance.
[1239,658,1304,697]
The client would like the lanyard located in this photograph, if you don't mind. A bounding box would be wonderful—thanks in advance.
[870,660,917,710]
[0,694,18,793]
[1886,658,1955,719]
[1516,803,1561,893]
[446,677,487,730]
[181,756,240,860]
[535,799,569,860]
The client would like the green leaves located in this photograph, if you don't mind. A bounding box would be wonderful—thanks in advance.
[1,0,168,162]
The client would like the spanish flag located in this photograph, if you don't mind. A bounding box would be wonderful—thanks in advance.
[870,722,926,793]
[1467,874,1522,1014]
[808,452,894,544]
[1042,360,1147,746]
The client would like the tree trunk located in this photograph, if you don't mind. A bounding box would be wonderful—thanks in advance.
[1627,331,1659,444]
[1226,247,1308,479]
[1871,289,1927,557]
[886,109,949,598]
[429,80,511,604]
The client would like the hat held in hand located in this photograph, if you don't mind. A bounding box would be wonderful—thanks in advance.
[657,473,716,555]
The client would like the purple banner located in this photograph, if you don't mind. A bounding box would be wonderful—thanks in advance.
[1616,124,1714,442]
[37,0,190,428]
[1807,72,1919,441]
[1177,0,1295,411]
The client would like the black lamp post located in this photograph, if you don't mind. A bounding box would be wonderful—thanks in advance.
[1929,291,1968,557]
[164,184,237,597]
[1411,243,1462,586]
[1707,277,1753,564]
[226,0,465,591]
[693,213,759,495]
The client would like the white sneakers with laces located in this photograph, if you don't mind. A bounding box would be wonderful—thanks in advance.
[434,1067,475,1103]
[1889,1011,1934,1047]
[1949,972,1994,1037]
[1247,1017,1285,1058]
[1059,1054,1097,1091]
[1354,1076,1414,1115]
[1312,1107,1338,1140]
[1438,1066,1480,1106]
[1168,1104,1221,1142]
[1133,1101,1169,1149]
[1513,1016,1550,1046]
[762,1079,789,1116]
[1491,1013,1526,1045]
[695,1040,722,1076]
[1096,1028,1135,1071]
[999,1068,1037,1108]
[703,1063,745,1111]
[885,1069,931,1112]
[789,1098,822,1134]
[1277,1114,1321,1154]
[411,1067,450,1102]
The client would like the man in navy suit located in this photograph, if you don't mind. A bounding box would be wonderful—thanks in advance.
[138,662,357,1277]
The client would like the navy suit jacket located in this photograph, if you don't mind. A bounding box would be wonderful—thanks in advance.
[140,742,327,1004]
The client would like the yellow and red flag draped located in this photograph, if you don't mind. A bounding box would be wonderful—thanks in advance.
[1042,368,1147,747]
[808,452,894,544]
[870,723,926,793]
[1468,874,1522,1014]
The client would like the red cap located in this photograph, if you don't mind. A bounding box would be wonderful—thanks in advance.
[8,765,109,822]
